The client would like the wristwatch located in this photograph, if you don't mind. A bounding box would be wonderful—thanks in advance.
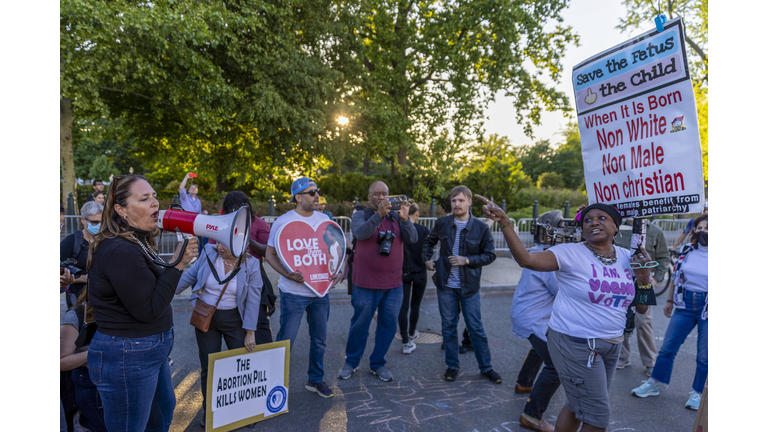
[465,258,470,266]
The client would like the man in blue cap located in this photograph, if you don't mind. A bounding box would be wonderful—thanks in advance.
[265,177,344,398]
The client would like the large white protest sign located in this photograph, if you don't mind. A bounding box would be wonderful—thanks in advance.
[572,17,704,217]
[206,340,290,431]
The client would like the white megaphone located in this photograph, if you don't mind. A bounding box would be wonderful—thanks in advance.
[157,207,251,262]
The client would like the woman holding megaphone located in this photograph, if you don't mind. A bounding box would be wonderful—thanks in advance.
[174,192,263,427]
[86,174,198,432]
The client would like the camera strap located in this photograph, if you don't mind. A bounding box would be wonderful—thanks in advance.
[385,213,397,236]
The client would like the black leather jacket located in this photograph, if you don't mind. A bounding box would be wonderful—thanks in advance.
[423,214,496,297]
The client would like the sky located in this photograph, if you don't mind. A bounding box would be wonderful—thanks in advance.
[484,0,645,147]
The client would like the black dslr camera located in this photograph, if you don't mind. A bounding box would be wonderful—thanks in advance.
[377,230,396,256]
[60,258,83,278]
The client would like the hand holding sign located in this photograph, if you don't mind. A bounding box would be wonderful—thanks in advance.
[275,219,347,297]
[287,271,304,284]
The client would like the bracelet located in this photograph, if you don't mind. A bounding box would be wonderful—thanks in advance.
[636,283,653,290]
[499,220,513,229]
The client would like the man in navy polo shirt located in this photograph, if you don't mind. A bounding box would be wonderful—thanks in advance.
[338,181,417,382]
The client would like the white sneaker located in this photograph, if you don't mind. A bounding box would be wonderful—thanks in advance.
[403,341,417,354]
[631,380,660,398]
[409,330,420,342]
[685,391,701,410]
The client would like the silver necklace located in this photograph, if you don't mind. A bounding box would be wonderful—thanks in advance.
[130,233,161,261]
[223,259,236,266]
[584,242,617,266]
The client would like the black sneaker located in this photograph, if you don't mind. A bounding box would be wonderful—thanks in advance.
[305,381,334,398]
[482,369,502,384]
[444,368,459,381]
[459,345,467,354]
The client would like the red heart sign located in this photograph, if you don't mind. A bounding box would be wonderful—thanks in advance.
[274,219,347,297]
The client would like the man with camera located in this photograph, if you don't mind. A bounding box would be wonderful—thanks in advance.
[424,186,500,383]
[338,181,417,382]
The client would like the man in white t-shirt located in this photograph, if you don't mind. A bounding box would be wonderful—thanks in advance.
[265,177,343,399]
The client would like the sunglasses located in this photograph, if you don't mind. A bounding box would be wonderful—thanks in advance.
[297,189,321,197]
[628,261,659,269]
[84,219,101,226]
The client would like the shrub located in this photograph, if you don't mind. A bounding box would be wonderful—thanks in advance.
[506,187,588,211]
[507,205,561,221]
[537,172,565,189]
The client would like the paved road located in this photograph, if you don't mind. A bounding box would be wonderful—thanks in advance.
[161,287,701,432]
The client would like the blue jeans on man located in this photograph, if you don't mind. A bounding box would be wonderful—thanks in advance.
[276,290,330,383]
[522,334,561,420]
[436,288,493,373]
[88,329,175,432]
[650,290,708,393]
[344,285,404,370]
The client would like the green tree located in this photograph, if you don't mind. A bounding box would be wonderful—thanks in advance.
[460,155,532,216]
[61,0,342,194]
[513,140,555,183]
[329,0,579,177]
[618,0,707,182]
[88,155,119,181]
[537,172,565,189]
[549,121,584,189]
[618,0,707,84]
[73,117,144,180]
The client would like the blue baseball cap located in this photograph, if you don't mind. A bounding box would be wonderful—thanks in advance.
[290,177,317,203]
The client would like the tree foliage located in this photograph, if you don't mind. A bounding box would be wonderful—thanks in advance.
[617,0,707,84]
[327,0,579,175]
[61,0,585,205]
[61,0,342,192]
[617,0,707,184]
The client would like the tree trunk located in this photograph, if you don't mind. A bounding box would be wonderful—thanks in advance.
[216,174,225,193]
[393,145,407,176]
[363,156,370,176]
[60,98,78,214]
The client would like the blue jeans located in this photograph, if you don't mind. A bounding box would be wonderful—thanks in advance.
[88,329,175,432]
[344,285,403,370]
[436,288,493,372]
[523,335,561,420]
[72,365,107,432]
[276,291,330,383]
[651,290,708,393]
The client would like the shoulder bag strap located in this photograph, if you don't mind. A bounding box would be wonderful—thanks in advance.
[213,279,233,308]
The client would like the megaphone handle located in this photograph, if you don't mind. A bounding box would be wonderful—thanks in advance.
[153,233,189,268]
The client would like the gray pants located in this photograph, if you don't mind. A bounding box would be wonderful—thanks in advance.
[620,306,657,368]
[547,328,621,429]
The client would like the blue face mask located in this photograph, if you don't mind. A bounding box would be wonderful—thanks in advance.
[87,224,100,235]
